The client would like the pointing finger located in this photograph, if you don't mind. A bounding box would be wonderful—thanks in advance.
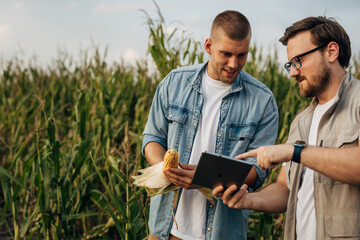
[235,149,258,159]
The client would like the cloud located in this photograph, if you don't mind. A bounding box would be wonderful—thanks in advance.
[183,14,200,23]
[164,25,176,35]
[12,1,25,11]
[123,49,140,64]
[0,23,15,56]
[0,24,13,42]
[0,24,10,35]
[68,2,79,10]
[92,2,148,14]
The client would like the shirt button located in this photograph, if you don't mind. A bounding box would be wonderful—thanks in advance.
[218,134,222,137]
[221,110,225,114]
[169,114,173,118]
[207,227,211,232]
[210,204,214,208]
[188,146,191,149]
[194,122,197,126]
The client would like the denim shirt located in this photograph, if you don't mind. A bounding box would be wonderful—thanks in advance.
[142,63,278,240]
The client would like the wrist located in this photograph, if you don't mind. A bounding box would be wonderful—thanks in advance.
[292,140,307,163]
[247,193,255,209]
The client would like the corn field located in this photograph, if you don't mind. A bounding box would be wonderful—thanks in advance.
[1,7,359,240]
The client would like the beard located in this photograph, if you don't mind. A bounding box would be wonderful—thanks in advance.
[298,66,331,98]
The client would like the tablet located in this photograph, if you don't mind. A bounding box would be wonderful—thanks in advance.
[191,151,254,189]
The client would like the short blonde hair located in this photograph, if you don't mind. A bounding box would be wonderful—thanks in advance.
[211,10,251,41]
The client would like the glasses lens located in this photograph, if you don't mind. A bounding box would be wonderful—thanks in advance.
[284,58,302,74]
[293,57,301,69]
[284,62,291,73]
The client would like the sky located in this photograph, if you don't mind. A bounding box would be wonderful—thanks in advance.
[1,0,360,68]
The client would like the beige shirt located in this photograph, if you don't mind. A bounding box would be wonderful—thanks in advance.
[284,72,360,240]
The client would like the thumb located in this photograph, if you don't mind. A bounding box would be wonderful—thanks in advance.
[179,163,197,170]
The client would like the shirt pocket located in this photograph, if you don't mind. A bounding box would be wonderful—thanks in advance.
[228,124,256,141]
[319,126,359,185]
[165,106,188,124]
[322,125,359,148]
[324,210,360,238]
[227,124,256,154]
[165,106,189,147]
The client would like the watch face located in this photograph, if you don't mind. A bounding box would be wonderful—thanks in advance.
[295,140,306,145]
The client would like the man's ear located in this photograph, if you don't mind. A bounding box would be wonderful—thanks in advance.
[205,38,212,55]
[327,41,340,63]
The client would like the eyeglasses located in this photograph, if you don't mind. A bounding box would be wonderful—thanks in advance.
[284,45,327,73]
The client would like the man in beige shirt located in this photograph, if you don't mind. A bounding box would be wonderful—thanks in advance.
[213,16,360,240]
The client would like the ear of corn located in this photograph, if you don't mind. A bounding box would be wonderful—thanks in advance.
[162,149,179,170]
[132,148,216,205]
[132,148,179,191]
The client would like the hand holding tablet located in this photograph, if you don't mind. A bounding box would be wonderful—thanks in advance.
[191,151,254,189]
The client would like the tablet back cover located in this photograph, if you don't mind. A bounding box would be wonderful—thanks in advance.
[191,151,253,189]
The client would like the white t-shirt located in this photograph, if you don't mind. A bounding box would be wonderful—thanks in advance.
[296,97,335,240]
[170,70,232,240]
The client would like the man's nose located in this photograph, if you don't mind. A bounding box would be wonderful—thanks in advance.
[228,56,238,69]
[289,65,300,78]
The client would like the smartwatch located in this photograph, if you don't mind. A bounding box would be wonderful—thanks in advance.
[292,140,306,163]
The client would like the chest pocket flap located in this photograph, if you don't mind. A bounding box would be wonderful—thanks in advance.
[323,125,359,148]
[229,124,256,140]
[165,106,188,124]
[324,210,360,237]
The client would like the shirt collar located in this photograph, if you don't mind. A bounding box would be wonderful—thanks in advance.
[187,62,244,93]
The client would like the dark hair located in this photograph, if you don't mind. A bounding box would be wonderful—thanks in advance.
[211,10,251,41]
[279,16,351,68]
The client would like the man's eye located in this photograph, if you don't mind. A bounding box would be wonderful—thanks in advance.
[223,52,232,57]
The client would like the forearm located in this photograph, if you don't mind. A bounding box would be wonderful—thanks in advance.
[301,146,360,185]
[248,182,289,213]
[253,143,360,185]
[144,142,166,165]
[248,166,289,213]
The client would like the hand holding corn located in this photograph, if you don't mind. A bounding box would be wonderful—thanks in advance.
[163,162,198,190]
[132,149,179,197]
[132,149,215,204]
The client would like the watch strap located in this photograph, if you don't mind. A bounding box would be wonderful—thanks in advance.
[292,145,303,163]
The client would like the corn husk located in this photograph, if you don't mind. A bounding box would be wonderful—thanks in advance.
[132,161,178,196]
[132,161,216,204]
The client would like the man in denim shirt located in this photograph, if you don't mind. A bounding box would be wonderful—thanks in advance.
[142,10,278,240]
